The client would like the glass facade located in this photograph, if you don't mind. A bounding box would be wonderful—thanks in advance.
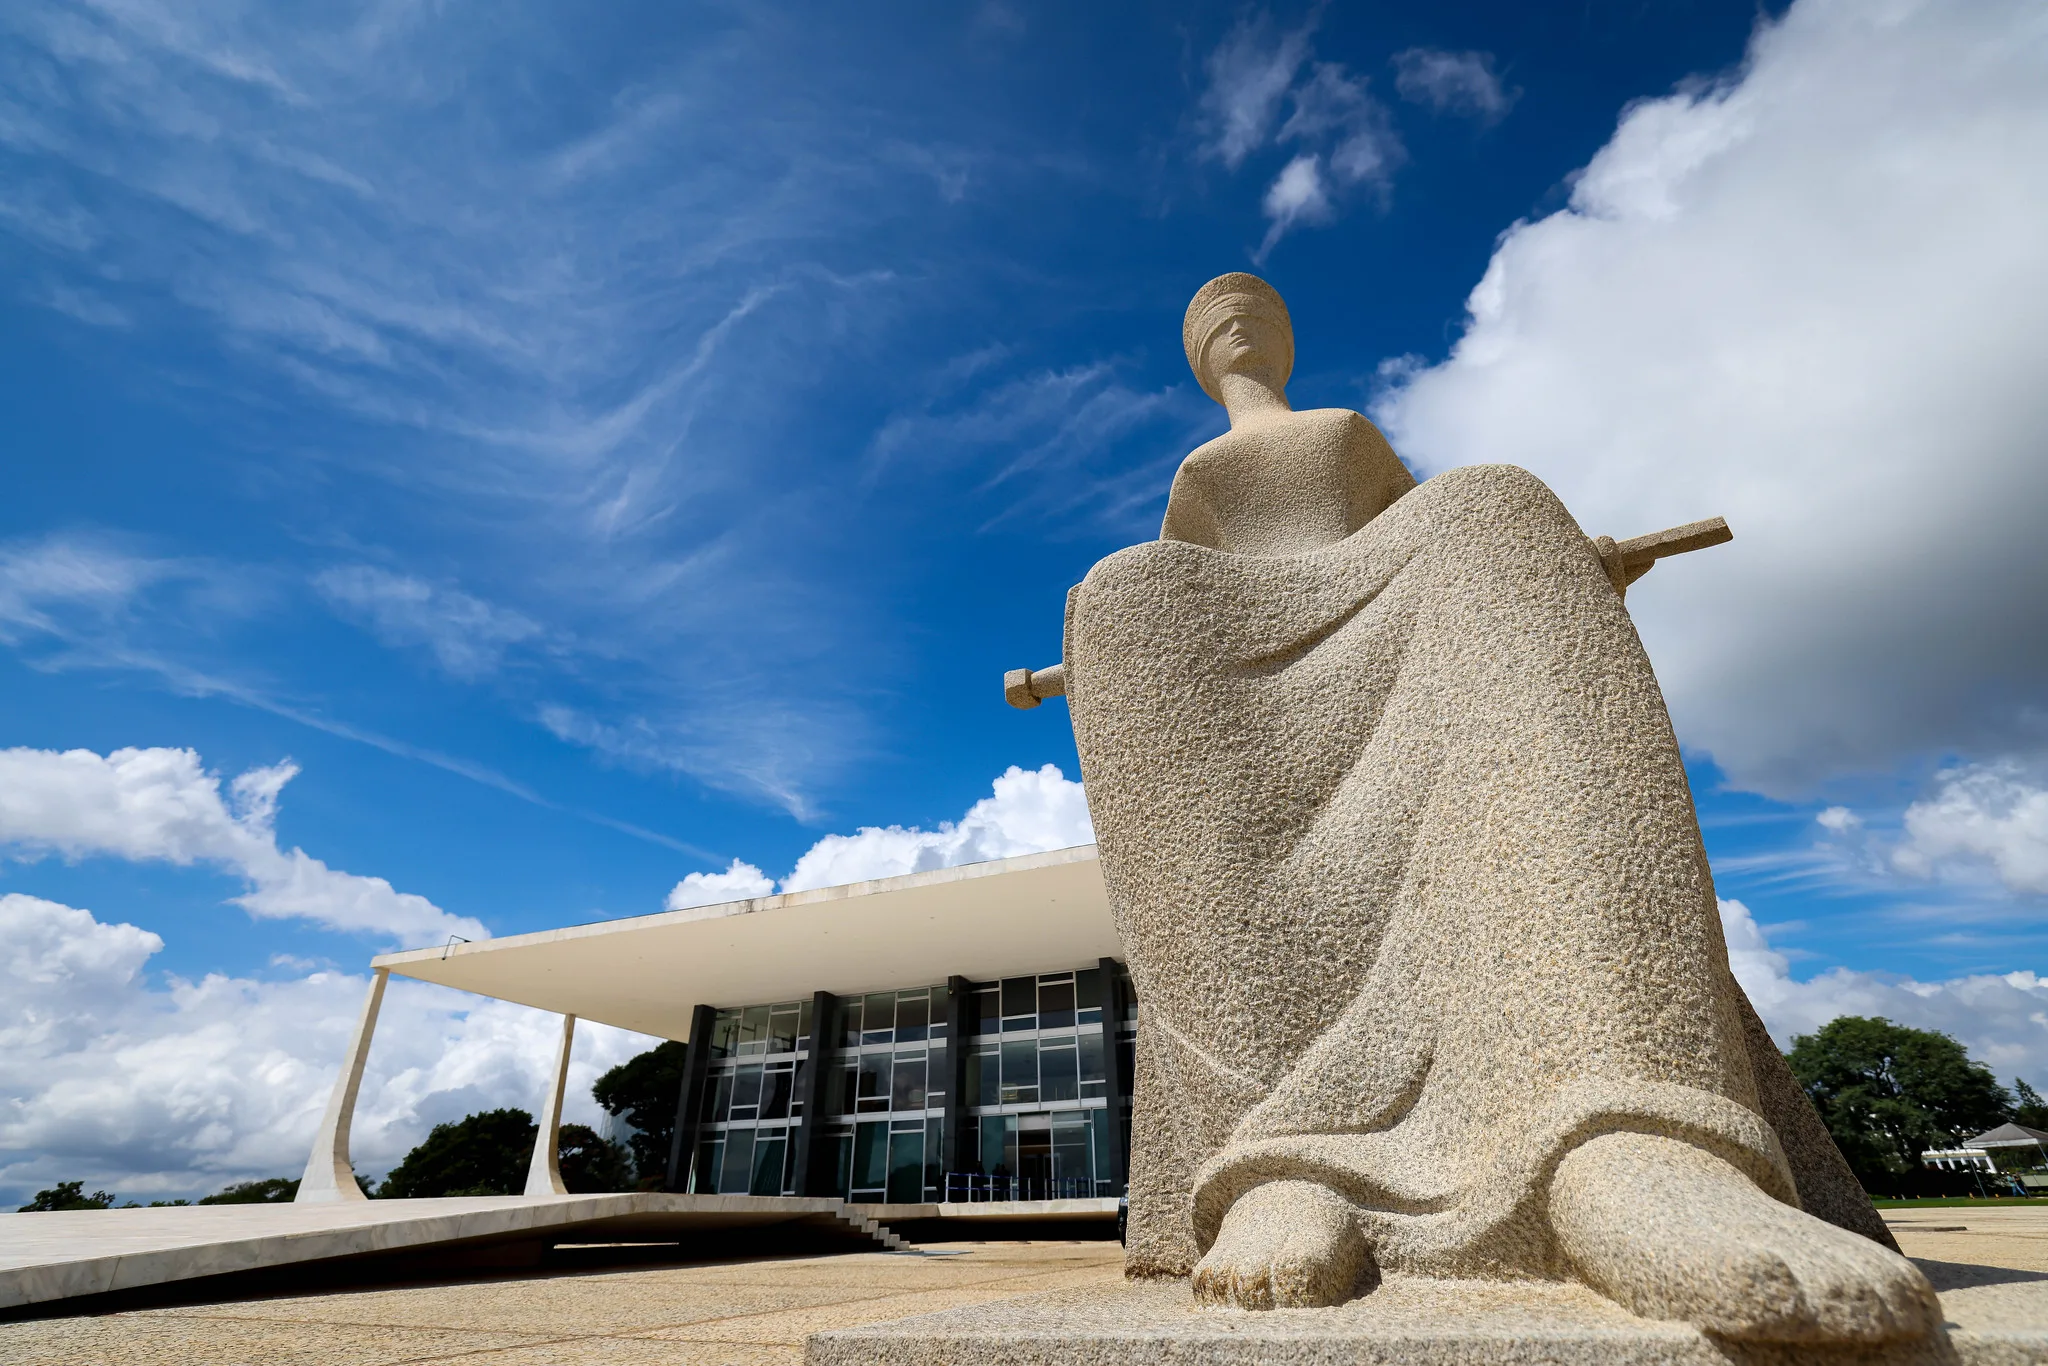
[686,965,1135,1203]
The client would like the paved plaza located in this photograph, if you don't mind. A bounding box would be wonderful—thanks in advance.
[2,1212,2044,1365]
[0,1239,1122,1365]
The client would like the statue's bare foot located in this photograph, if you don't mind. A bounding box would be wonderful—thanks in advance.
[1192,1179,1373,1309]
[1550,1131,1938,1343]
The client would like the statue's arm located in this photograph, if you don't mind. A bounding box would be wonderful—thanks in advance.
[1341,411,1419,531]
[1160,459,1221,547]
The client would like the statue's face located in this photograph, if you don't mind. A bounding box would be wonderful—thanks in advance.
[1204,310,1289,389]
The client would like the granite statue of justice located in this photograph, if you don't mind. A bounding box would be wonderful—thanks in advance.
[1004,272,1935,1346]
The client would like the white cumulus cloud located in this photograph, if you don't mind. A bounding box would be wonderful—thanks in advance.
[1372,0,2048,797]
[0,893,653,1204]
[1724,897,2048,1089]
[665,859,777,911]
[662,763,1094,909]
[1894,763,2048,895]
[0,746,482,944]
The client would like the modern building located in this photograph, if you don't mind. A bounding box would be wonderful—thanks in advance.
[295,844,1134,1208]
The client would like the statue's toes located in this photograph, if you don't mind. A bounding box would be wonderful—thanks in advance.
[1717,1219,1939,1345]
[1191,1185,1372,1310]
[1265,1240,1365,1308]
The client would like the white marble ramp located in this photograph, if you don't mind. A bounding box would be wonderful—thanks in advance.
[0,1192,899,1310]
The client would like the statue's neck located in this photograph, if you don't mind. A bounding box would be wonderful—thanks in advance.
[1218,372,1293,429]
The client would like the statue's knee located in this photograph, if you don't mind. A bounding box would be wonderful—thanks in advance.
[1416,464,1581,555]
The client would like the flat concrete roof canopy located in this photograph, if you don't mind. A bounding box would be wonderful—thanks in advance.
[374,845,1117,1040]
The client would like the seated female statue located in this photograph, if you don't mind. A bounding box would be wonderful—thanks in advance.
[1058,273,1935,1344]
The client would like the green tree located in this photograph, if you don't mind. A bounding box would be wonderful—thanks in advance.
[2014,1079,2048,1130]
[199,1177,301,1204]
[558,1123,634,1193]
[592,1041,688,1184]
[377,1109,537,1198]
[18,1180,116,1211]
[1787,1016,2014,1189]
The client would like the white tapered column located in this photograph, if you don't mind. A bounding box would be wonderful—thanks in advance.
[296,967,388,1203]
[524,1013,577,1197]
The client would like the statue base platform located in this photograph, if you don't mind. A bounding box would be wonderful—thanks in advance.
[806,1265,2048,1365]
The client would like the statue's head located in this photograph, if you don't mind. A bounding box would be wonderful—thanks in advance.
[1183,272,1293,404]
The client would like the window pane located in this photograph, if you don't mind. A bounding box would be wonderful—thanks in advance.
[839,998,863,1048]
[892,1053,927,1112]
[798,998,814,1048]
[1037,980,1076,1030]
[1091,1108,1119,1194]
[739,1005,771,1054]
[731,1063,764,1111]
[857,1051,892,1112]
[1001,1038,1038,1103]
[1075,968,1102,1013]
[863,993,897,1044]
[1000,976,1035,1023]
[853,1120,889,1191]
[706,1070,734,1123]
[694,1137,722,1193]
[720,1130,755,1194]
[768,1007,799,1055]
[1041,1042,1079,1103]
[833,1132,854,1198]
[1053,1113,1093,1187]
[1079,1033,1105,1085]
[894,991,929,1043]
[750,1134,787,1196]
[790,1058,808,1117]
[829,1063,856,1116]
[711,1009,740,1059]
[980,1113,1014,1177]
[886,1129,925,1203]
[760,1064,793,1121]
[972,1045,1000,1107]
[926,1117,945,1194]
[975,988,999,1036]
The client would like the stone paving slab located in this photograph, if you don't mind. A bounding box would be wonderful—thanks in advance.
[806,1270,2048,1366]
[0,1241,1121,1365]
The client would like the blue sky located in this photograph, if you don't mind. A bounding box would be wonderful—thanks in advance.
[3,0,2046,1200]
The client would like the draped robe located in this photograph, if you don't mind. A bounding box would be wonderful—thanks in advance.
[1064,417,1888,1281]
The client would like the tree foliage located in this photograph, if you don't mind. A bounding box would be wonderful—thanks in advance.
[2015,1078,2048,1130]
[1787,1015,2014,1189]
[199,1177,300,1204]
[558,1123,634,1193]
[377,1109,537,1198]
[18,1180,115,1211]
[592,1040,688,1185]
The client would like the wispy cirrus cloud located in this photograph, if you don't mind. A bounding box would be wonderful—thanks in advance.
[315,565,543,681]
[0,1,1069,814]
[1196,13,1476,258]
[869,360,1217,534]
[1391,48,1520,122]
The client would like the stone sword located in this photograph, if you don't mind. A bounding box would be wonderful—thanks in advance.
[1003,515,1732,710]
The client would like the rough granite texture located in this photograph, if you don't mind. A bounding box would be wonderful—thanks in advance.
[1052,272,1927,1339]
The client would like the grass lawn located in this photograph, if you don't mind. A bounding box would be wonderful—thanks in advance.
[1871,1195,2048,1208]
